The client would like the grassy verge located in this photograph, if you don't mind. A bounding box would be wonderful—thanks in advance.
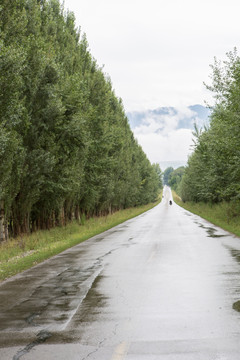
[0,199,160,282]
[172,190,240,237]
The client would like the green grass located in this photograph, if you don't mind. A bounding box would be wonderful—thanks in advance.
[0,200,160,282]
[172,190,240,237]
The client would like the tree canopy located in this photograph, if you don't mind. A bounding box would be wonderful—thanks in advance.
[163,167,174,185]
[180,49,240,203]
[0,0,162,240]
[168,167,185,194]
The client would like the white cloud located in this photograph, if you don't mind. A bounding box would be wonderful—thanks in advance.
[131,106,197,162]
[133,106,196,134]
[62,0,237,162]
[63,0,240,111]
[135,128,193,163]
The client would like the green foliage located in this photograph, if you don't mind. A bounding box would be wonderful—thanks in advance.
[0,0,162,238]
[163,167,174,185]
[180,49,240,204]
[0,199,160,281]
[152,163,163,189]
[168,166,185,194]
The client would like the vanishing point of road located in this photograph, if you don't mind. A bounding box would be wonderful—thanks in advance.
[1,187,240,359]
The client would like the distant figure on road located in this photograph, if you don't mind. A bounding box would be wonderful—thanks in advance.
[169,200,172,205]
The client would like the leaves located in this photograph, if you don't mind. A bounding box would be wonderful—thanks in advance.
[0,0,162,237]
[181,49,240,203]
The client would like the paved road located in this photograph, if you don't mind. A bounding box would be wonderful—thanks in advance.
[1,187,240,359]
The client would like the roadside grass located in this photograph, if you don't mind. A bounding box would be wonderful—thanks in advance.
[172,190,240,237]
[0,199,160,282]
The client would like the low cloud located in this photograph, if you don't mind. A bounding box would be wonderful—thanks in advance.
[130,106,200,163]
[135,128,193,163]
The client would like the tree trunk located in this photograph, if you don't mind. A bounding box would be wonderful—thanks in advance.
[51,211,56,228]
[59,207,65,226]
[71,209,75,222]
[0,200,5,242]
[9,218,13,238]
[75,205,81,224]
[5,218,9,241]
[23,214,30,234]
[32,220,37,233]
[13,220,21,237]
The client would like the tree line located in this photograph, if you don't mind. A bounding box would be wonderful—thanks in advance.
[180,49,240,204]
[162,49,240,206]
[163,166,185,194]
[0,0,162,241]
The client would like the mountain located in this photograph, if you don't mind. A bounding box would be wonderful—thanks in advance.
[126,105,211,170]
[127,104,210,131]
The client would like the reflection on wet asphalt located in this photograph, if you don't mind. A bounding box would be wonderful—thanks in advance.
[195,222,228,238]
[1,186,240,359]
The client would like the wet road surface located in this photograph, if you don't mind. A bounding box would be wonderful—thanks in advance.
[1,187,240,359]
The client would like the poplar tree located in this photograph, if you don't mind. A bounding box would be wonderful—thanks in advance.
[0,0,162,239]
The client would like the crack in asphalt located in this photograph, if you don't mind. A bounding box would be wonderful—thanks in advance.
[81,337,108,360]
[2,236,137,354]
[12,330,52,360]
[81,321,124,359]
[25,312,41,327]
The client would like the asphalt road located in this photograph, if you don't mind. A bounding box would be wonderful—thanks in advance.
[1,187,240,359]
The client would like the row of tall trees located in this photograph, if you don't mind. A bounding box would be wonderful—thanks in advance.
[180,49,240,203]
[162,166,184,195]
[0,0,162,240]
[167,167,185,194]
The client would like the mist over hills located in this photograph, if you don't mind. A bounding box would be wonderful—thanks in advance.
[127,105,210,131]
[127,105,211,170]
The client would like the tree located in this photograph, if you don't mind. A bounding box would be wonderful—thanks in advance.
[180,49,240,203]
[163,167,174,185]
[0,0,161,238]
[168,167,185,194]
[152,163,163,189]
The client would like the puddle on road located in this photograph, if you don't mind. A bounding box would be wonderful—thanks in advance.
[196,222,228,238]
[0,263,104,331]
[228,248,240,264]
[1,273,109,349]
[206,227,227,238]
[94,237,104,242]
[70,274,108,324]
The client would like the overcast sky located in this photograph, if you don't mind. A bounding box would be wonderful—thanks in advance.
[62,0,240,164]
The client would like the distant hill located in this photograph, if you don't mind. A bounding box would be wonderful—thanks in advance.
[127,104,210,131]
[126,105,211,170]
